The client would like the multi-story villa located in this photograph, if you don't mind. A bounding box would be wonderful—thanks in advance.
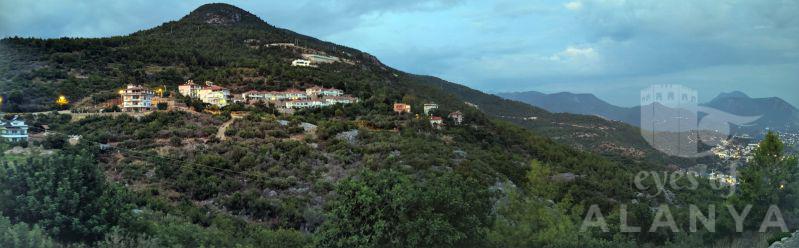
[179,80,231,108]
[121,84,155,112]
[197,85,230,108]
[0,115,29,142]
[178,80,203,98]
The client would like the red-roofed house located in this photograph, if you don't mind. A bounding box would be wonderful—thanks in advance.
[430,116,444,129]
[394,103,411,114]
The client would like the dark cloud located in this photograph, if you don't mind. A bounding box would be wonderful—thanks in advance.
[1,0,797,107]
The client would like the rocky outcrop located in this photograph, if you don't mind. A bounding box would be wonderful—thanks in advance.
[770,231,799,248]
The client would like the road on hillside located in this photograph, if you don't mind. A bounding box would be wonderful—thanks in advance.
[217,118,236,141]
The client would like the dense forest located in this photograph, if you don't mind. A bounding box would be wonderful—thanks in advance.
[1,3,797,247]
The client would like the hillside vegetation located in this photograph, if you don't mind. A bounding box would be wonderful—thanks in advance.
[1,3,796,247]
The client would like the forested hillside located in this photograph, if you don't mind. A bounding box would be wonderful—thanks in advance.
[1,3,795,247]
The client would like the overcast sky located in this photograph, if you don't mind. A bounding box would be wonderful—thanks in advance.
[2,0,798,107]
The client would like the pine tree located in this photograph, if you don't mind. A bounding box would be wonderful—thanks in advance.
[734,131,798,229]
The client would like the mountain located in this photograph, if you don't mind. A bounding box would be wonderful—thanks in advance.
[704,91,799,133]
[497,91,638,124]
[0,3,693,166]
[499,90,799,136]
[0,3,760,247]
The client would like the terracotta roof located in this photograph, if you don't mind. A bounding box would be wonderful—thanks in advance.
[205,85,227,91]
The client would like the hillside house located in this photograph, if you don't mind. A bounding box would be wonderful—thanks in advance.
[178,80,203,98]
[305,86,322,96]
[291,59,314,67]
[302,54,341,64]
[448,111,464,125]
[320,88,344,96]
[305,86,344,97]
[285,100,325,108]
[423,103,438,115]
[323,96,357,105]
[121,84,155,112]
[0,116,29,142]
[197,84,230,107]
[181,81,230,107]
[430,116,444,129]
[394,103,411,114]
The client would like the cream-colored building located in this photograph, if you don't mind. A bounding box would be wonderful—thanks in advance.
[121,84,155,112]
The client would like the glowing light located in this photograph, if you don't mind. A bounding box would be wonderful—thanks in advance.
[56,95,69,106]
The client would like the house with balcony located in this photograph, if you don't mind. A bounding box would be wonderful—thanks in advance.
[178,80,203,98]
[0,116,28,142]
[121,84,155,112]
[197,84,231,108]
[180,81,231,108]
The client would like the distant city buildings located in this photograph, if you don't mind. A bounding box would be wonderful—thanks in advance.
[121,84,155,112]
[708,172,738,186]
[0,115,28,142]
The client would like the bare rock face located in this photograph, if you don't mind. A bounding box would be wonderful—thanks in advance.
[181,3,262,27]
[203,11,241,25]
[770,231,799,248]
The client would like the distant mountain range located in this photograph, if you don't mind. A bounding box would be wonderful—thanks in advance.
[497,90,799,135]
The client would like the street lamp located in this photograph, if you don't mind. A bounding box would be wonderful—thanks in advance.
[56,95,69,106]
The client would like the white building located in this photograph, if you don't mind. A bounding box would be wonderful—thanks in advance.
[0,116,28,142]
[323,96,357,105]
[285,100,327,109]
[178,80,203,98]
[301,54,341,64]
[180,81,231,108]
[121,84,155,112]
[291,59,314,67]
[197,85,230,108]
[305,86,343,97]
[320,88,344,96]
[423,103,439,115]
[448,111,464,125]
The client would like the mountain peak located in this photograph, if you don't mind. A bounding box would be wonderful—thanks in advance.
[181,3,264,26]
[714,90,749,100]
